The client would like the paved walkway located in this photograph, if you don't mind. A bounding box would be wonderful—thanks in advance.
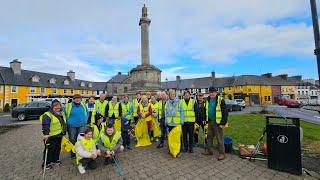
[0,125,316,180]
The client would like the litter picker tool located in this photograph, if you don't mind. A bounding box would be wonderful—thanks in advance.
[42,140,50,179]
[112,156,126,180]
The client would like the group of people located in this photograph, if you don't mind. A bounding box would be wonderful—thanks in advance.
[40,86,228,174]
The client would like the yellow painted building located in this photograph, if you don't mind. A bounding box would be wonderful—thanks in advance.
[0,60,97,111]
[223,85,274,105]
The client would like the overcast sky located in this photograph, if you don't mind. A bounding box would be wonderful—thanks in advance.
[0,0,317,81]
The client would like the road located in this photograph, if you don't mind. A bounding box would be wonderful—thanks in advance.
[230,105,320,125]
[0,113,39,126]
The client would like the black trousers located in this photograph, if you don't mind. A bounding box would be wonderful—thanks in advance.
[159,118,167,144]
[133,117,139,124]
[43,135,62,165]
[79,158,97,170]
[122,131,130,147]
[182,122,194,150]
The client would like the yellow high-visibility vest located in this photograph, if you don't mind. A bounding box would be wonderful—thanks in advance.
[181,99,195,122]
[39,112,66,137]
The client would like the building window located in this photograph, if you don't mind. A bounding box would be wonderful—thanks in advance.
[302,91,304,95]
[71,89,74,94]
[0,85,2,93]
[268,96,271,101]
[11,86,17,93]
[41,87,45,94]
[312,91,314,96]
[30,87,36,93]
[64,79,69,85]
[124,87,128,93]
[306,91,309,95]
[86,90,89,95]
[49,78,56,84]
[113,87,117,94]
[52,88,57,94]
[81,90,84,94]
[265,96,267,101]
[228,87,231,90]
[298,91,300,95]
[64,89,67,94]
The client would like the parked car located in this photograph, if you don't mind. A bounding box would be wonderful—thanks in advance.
[225,100,243,112]
[234,99,246,108]
[278,98,303,108]
[11,101,51,121]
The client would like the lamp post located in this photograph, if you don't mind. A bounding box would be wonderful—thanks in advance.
[310,0,320,82]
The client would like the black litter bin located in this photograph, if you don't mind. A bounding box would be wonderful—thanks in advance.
[224,136,233,153]
[265,115,302,175]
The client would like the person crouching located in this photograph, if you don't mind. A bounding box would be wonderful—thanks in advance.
[97,124,124,165]
[75,126,101,174]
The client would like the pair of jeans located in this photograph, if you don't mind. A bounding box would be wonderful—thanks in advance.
[67,126,85,157]
[159,118,167,144]
[182,122,194,150]
[43,135,62,165]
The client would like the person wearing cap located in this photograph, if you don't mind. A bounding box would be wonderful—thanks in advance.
[181,89,196,153]
[202,87,228,161]
[194,92,207,147]
[97,124,124,165]
[86,96,96,125]
[133,91,142,124]
[121,117,132,151]
[65,94,88,159]
[40,100,67,169]
[75,126,101,174]
[92,93,108,120]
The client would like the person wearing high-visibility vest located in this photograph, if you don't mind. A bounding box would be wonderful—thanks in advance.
[86,96,95,124]
[121,95,134,150]
[133,91,142,124]
[91,93,108,122]
[75,126,101,174]
[202,87,228,161]
[156,91,167,148]
[136,95,153,147]
[181,89,196,153]
[105,96,122,129]
[65,94,88,159]
[91,113,104,143]
[97,124,124,165]
[165,89,184,157]
[121,95,133,124]
[150,96,159,141]
[40,99,67,169]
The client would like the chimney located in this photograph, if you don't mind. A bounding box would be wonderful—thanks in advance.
[118,72,121,75]
[67,70,75,81]
[10,59,21,75]
[291,75,302,81]
[261,73,272,78]
[176,75,181,90]
[211,71,216,86]
[279,74,288,80]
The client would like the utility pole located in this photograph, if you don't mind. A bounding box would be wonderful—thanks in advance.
[310,0,320,82]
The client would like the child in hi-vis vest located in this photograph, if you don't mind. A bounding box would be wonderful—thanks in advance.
[75,126,101,174]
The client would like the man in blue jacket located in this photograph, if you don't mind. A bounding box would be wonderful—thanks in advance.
[65,94,88,158]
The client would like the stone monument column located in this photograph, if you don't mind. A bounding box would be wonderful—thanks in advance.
[139,4,151,65]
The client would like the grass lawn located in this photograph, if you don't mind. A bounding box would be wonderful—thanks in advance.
[199,114,320,153]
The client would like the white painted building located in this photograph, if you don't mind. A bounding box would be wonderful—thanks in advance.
[296,79,320,105]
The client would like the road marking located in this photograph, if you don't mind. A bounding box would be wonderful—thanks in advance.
[314,116,320,119]
[2,115,11,117]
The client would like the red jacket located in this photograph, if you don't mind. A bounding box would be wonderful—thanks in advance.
[137,104,152,118]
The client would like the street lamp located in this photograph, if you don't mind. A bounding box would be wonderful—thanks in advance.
[310,0,320,82]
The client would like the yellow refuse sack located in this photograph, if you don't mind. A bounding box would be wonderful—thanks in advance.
[135,118,151,147]
[61,136,74,153]
[114,119,121,132]
[152,118,161,138]
[168,125,182,158]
